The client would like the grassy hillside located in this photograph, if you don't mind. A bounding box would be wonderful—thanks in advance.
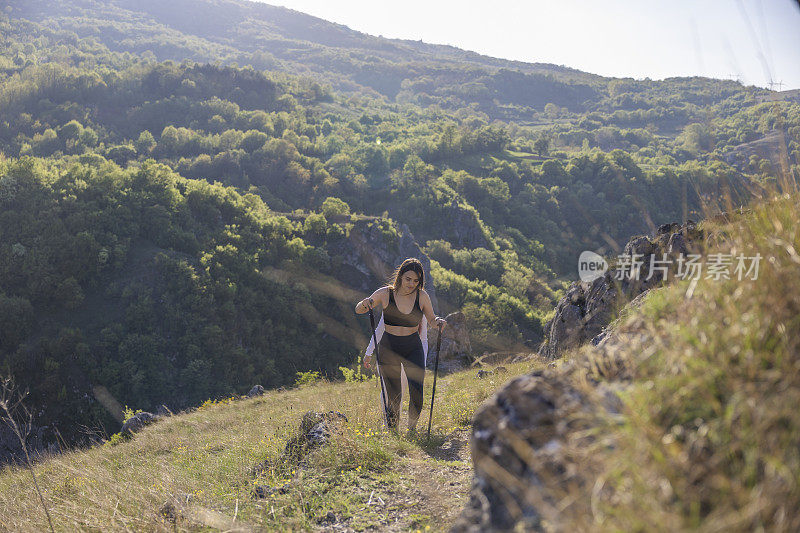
[486,190,800,530]
[2,189,798,531]
[586,191,800,530]
[1,0,798,455]
[0,359,538,531]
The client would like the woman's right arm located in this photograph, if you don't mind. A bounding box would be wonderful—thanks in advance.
[355,287,387,314]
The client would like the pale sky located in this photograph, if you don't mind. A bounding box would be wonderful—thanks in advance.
[262,0,800,90]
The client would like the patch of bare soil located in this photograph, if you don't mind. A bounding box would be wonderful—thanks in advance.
[315,428,473,532]
[410,428,473,528]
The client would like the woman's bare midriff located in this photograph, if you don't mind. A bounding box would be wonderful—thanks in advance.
[384,324,421,336]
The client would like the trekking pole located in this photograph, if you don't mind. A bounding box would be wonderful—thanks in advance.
[426,322,444,442]
[368,306,391,431]
[367,306,380,386]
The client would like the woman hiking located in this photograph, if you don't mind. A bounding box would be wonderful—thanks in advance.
[355,258,446,436]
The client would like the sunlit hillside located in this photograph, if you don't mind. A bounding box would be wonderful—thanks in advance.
[1,0,798,479]
[0,359,537,532]
[3,189,799,531]
[452,189,800,531]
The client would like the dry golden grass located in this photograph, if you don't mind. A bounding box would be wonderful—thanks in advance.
[0,359,539,532]
[540,192,800,532]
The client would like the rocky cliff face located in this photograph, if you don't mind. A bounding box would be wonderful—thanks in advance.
[454,222,706,531]
[538,222,703,359]
[425,311,472,372]
[341,219,438,309]
[452,323,639,532]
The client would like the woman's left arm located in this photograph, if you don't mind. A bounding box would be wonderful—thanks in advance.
[420,290,446,329]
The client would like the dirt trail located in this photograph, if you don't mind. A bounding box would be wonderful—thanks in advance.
[317,427,473,532]
[407,428,473,529]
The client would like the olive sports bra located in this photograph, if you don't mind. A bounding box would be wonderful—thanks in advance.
[383,287,423,327]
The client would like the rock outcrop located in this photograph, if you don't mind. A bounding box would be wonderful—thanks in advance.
[538,222,703,359]
[121,411,159,435]
[455,221,710,531]
[426,311,472,373]
[437,203,492,250]
[0,422,59,465]
[453,322,639,532]
[343,219,439,309]
[246,385,265,398]
[452,369,591,531]
[280,410,348,464]
[248,410,348,504]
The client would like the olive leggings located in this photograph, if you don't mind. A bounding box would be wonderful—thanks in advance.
[376,331,425,429]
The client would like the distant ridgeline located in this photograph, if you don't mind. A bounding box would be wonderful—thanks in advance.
[0,0,797,449]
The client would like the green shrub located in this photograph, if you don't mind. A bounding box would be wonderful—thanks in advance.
[103,432,129,447]
[321,196,350,217]
[294,371,322,387]
[122,405,142,423]
[339,366,370,383]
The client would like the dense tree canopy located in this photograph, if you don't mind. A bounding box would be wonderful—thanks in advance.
[0,0,798,444]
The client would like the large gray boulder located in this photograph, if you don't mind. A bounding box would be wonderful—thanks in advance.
[246,385,265,398]
[452,367,592,531]
[539,221,703,359]
[453,221,714,531]
[426,311,472,373]
[453,330,634,532]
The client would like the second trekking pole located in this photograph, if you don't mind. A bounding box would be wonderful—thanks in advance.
[427,322,444,442]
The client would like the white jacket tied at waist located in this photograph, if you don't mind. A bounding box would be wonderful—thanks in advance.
[365,313,429,366]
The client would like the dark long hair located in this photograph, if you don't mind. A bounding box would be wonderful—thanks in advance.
[387,258,425,293]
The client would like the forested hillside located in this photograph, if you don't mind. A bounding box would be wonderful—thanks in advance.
[1,0,798,447]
